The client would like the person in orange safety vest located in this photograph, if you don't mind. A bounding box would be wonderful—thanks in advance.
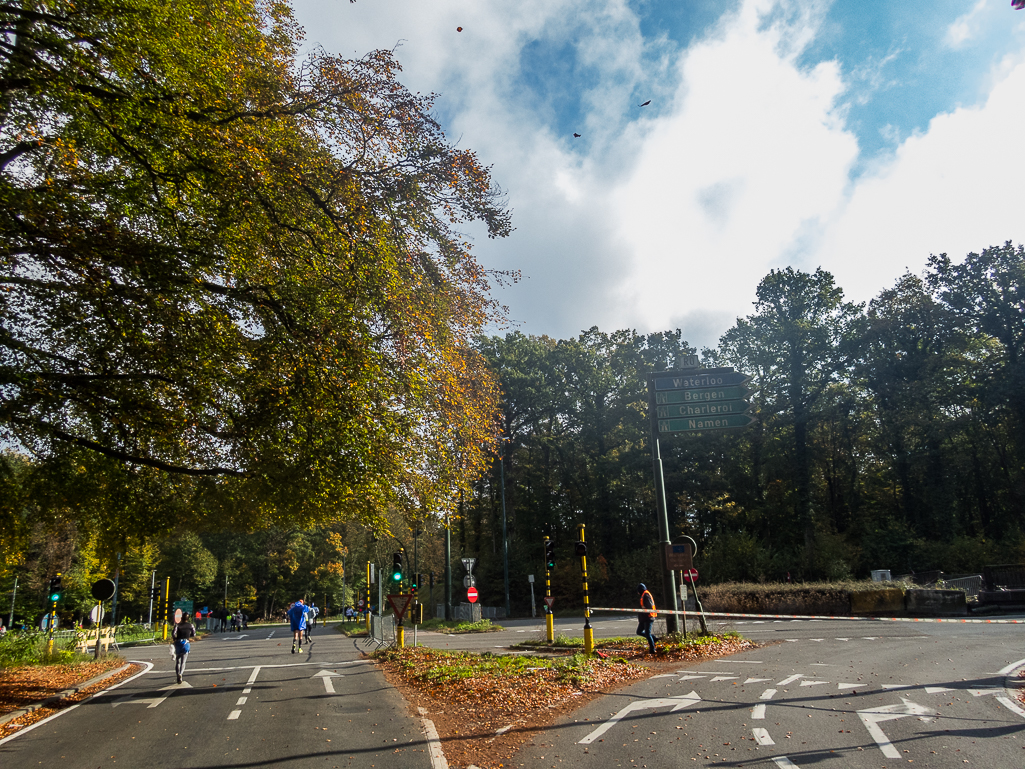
[636,583,658,654]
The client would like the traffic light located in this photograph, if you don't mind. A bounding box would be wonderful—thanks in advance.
[574,540,587,557]
[545,538,555,570]
[48,574,62,602]
[410,572,418,595]
[151,585,162,601]
[391,550,404,582]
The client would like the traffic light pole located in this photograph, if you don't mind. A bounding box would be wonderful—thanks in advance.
[577,526,593,654]
[543,536,554,642]
[648,374,680,634]
[162,576,170,640]
[45,572,61,656]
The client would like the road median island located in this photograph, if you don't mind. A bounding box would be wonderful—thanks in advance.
[0,658,142,739]
[372,632,755,769]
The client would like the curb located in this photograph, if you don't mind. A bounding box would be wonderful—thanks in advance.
[0,662,133,728]
[1003,663,1025,717]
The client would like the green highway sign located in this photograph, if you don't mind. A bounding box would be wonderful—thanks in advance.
[655,386,749,404]
[654,371,750,390]
[658,414,757,433]
[656,401,751,419]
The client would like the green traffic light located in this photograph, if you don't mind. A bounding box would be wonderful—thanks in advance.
[49,592,61,602]
[391,571,402,581]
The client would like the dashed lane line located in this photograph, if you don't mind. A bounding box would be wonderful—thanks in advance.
[752,727,774,745]
[227,666,261,721]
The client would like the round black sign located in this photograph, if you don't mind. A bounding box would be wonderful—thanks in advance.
[91,578,116,601]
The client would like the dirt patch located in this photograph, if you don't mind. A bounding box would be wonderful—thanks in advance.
[373,635,758,769]
[0,660,142,738]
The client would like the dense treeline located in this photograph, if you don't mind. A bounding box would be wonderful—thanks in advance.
[5,246,1025,623]
[459,243,1025,612]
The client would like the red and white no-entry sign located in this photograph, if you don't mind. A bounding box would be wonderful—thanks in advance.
[682,568,699,583]
[466,586,478,603]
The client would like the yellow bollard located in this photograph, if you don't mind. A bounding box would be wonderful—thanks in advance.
[545,613,554,642]
[578,523,594,654]
[396,624,405,649]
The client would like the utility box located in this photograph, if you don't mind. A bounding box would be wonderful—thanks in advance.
[871,570,891,582]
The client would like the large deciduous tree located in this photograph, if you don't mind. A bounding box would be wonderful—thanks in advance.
[0,0,509,532]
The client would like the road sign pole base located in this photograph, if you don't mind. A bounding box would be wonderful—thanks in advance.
[545,613,554,642]
[583,626,594,655]
[396,625,405,649]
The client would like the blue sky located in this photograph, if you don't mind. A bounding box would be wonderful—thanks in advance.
[294,0,1025,350]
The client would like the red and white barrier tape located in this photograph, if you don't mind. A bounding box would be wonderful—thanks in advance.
[589,607,1025,623]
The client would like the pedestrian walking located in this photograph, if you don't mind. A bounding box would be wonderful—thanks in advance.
[636,583,658,654]
[172,612,196,684]
[287,598,307,654]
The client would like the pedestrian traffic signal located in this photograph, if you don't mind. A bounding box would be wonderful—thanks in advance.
[545,538,556,570]
[48,574,62,602]
[575,540,587,557]
[391,551,404,582]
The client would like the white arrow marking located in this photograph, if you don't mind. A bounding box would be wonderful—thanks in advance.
[760,689,777,700]
[882,684,911,690]
[313,670,343,694]
[752,727,774,745]
[925,687,954,694]
[838,683,861,690]
[771,757,801,768]
[857,698,935,758]
[112,682,190,709]
[677,675,706,681]
[969,688,1002,697]
[744,677,772,684]
[777,674,803,686]
[577,692,700,744]
[752,704,767,719]
[652,674,677,678]
[799,680,829,687]
[710,676,738,682]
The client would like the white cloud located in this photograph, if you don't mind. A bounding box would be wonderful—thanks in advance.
[610,0,858,341]
[815,59,1025,305]
[945,0,988,49]
[292,0,1025,351]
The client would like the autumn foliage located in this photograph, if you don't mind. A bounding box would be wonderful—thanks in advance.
[0,1,510,534]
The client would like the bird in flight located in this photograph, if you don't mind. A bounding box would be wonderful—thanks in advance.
[1015,0,1025,9]
[573,133,581,138]
[638,100,651,107]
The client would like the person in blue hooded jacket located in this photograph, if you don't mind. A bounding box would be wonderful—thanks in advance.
[287,599,307,654]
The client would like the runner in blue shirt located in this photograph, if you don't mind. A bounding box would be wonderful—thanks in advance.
[287,599,307,654]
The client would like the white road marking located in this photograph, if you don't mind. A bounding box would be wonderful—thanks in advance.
[677,675,706,681]
[862,637,878,640]
[998,658,1025,675]
[652,674,677,678]
[112,681,190,709]
[578,692,701,744]
[835,637,849,641]
[227,667,261,720]
[710,676,737,682]
[760,689,777,700]
[743,677,772,684]
[228,710,242,720]
[838,683,861,690]
[925,687,953,694]
[266,631,276,639]
[857,698,935,759]
[752,704,766,719]
[969,688,1001,696]
[799,680,828,687]
[882,684,911,689]
[808,639,824,642]
[777,674,803,686]
[314,670,343,694]
[730,660,764,664]
[785,639,799,642]
[771,757,801,768]
[752,727,774,745]
[236,697,247,705]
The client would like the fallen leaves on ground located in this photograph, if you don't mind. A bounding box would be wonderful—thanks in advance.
[373,633,758,769]
[0,660,141,738]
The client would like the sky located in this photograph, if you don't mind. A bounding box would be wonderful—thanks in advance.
[293,0,1025,351]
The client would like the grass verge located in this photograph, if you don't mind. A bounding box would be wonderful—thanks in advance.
[335,621,368,638]
[416,618,503,634]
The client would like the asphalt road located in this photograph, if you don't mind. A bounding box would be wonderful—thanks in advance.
[3,616,1023,768]
[506,616,1025,768]
[0,622,435,768]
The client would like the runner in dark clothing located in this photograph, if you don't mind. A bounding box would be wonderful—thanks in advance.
[172,613,196,683]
